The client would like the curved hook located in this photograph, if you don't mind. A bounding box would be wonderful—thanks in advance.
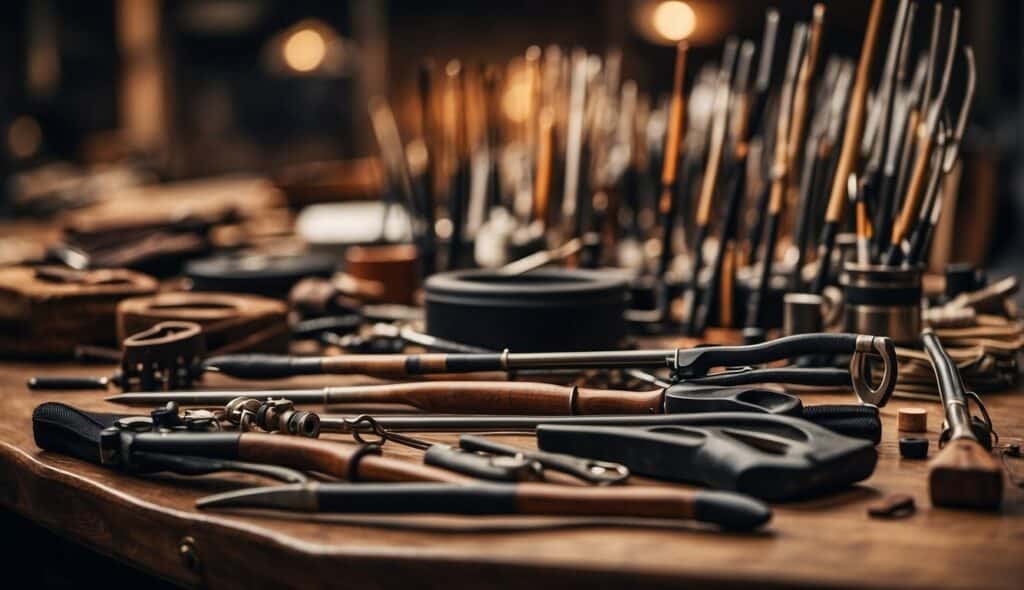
[850,335,897,407]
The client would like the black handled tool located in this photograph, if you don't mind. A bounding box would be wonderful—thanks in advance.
[535,412,878,501]
[32,403,769,530]
[195,481,771,530]
[31,402,307,484]
[32,402,475,485]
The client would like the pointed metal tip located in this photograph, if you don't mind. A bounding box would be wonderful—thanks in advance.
[196,483,316,511]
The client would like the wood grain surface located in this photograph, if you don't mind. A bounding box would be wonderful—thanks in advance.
[2,357,1022,590]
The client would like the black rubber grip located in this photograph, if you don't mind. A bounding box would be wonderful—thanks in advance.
[318,482,519,514]
[673,333,858,378]
[27,376,109,390]
[204,355,324,379]
[423,445,525,481]
[801,404,881,444]
[32,402,120,465]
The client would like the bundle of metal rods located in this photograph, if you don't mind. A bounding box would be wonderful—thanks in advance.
[365,0,978,338]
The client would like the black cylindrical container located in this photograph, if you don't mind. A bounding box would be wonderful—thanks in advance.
[186,253,335,299]
[425,269,629,351]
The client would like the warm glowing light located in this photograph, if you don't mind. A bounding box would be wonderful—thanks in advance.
[652,1,697,42]
[502,69,532,124]
[8,116,42,159]
[283,28,326,72]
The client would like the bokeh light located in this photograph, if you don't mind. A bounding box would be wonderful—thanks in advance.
[283,28,327,72]
[652,1,697,42]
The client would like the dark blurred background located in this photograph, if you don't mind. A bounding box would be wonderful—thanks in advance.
[1,0,1020,276]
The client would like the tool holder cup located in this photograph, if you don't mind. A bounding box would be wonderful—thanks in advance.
[839,263,923,346]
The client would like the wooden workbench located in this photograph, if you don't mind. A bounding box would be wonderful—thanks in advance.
[2,360,1022,590]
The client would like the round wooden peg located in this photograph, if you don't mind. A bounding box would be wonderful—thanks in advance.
[897,407,928,432]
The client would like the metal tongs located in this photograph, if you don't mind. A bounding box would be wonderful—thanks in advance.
[666,333,897,406]
[346,415,629,486]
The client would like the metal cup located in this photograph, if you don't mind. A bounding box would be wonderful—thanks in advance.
[783,293,825,336]
[839,263,922,345]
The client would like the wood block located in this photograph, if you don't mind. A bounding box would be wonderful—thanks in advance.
[117,291,289,355]
[0,266,158,357]
[929,438,1004,510]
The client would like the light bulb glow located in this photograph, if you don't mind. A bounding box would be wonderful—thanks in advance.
[283,28,326,72]
[652,1,697,42]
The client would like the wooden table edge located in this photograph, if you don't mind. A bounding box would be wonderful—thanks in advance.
[0,438,906,590]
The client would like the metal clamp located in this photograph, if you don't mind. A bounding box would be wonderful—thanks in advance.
[851,335,897,406]
[223,397,319,437]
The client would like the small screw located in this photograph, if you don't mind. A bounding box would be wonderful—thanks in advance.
[179,536,201,573]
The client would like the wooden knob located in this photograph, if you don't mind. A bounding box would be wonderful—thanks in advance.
[898,407,928,432]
